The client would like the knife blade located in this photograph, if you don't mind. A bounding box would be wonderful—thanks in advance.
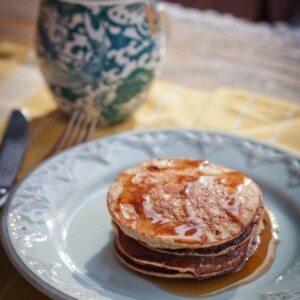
[0,110,29,207]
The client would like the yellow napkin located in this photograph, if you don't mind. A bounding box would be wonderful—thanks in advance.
[0,41,299,175]
[0,43,299,178]
[0,42,299,298]
[0,43,29,79]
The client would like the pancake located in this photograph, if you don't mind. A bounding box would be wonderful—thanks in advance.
[115,226,257,279]
[107,158,264,279]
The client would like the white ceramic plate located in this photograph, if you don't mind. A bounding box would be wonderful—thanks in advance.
[1,129,300,300]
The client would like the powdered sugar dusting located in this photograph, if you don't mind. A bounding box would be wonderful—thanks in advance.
[142,194,170,224]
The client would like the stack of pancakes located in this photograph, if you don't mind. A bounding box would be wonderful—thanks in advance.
[107,158,264,279]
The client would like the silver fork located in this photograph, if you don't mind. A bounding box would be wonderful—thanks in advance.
[47,109,98,157]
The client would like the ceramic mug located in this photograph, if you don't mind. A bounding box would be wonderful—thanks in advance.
[36,0,166,125]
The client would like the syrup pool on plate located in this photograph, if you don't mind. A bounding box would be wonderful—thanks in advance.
[150,209,280,297]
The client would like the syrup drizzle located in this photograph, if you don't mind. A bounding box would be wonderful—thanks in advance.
[115,158,264,248]
[150,209,280,297]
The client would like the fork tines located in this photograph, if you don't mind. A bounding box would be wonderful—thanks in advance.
[47,109,98,157]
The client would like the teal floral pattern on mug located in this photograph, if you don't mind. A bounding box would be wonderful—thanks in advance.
[36,0,165,125]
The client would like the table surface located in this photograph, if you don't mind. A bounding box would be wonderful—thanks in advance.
[0,1,300,300]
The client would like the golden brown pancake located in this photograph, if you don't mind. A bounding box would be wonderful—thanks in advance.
[107,158,264,279]
[115,227,256,279]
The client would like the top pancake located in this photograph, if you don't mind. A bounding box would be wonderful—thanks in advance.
[107,158,263,249]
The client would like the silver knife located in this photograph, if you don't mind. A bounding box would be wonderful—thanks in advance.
[0,110,29,207]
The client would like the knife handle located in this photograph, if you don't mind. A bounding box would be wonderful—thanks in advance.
[0,110,29,189]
